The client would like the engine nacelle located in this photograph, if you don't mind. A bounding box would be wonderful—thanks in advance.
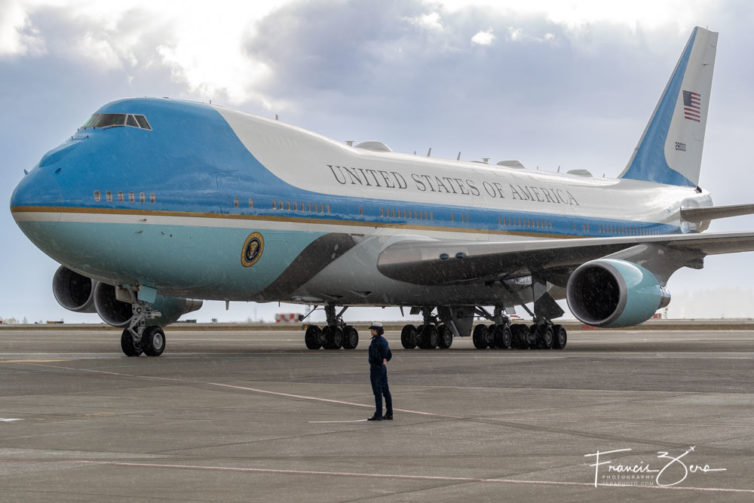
[93,283,203,327]
[566,259,670,328]
[52,266,97,313]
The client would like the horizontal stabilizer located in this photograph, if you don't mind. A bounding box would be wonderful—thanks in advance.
[681,204,754,222]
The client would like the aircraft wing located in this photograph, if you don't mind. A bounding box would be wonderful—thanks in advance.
[377,232,754,286]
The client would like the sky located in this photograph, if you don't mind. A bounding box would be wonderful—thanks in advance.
[2,0,754,324]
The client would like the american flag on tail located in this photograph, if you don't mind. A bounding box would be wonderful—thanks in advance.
[683,90,701,122]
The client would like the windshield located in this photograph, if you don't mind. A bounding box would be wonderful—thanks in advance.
[81,113,152,130]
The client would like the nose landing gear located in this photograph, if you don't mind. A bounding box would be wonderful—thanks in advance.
[120,300,167,357]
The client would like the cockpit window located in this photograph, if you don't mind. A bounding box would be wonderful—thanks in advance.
[81,113,152,131]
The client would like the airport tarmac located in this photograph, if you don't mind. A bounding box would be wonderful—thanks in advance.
[0,327,753,502]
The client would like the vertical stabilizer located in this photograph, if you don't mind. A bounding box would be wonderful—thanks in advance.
[620,27,717,187]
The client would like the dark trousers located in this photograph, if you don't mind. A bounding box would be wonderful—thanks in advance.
[370,365,393,417]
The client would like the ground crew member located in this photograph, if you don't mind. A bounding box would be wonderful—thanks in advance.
[367,322,393,421]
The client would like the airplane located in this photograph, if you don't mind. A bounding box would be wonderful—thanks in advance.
[10,26,754,357]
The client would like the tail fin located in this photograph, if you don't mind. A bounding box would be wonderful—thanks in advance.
[620,27,717,187]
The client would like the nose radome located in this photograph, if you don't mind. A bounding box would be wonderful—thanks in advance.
[10,167,63,210]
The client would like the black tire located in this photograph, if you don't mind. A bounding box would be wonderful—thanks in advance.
[526,325,538,349]
[401,324,418,349]
[472,324,488,349]
[535,325,554,349]
[342,325,359,349]
[437,324,453,349]
[305,325,322,350]
[419,325,438,349]
[510,324,529,349]
[427,325,439,349]
[142,326,166,357]
[552,324,567,350]
[494,324,513,349]
[485,324,496,348]
[120,328,142,357]
[323,326,343,349]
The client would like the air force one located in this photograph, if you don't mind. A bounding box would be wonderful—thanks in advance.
[10,27,754,356]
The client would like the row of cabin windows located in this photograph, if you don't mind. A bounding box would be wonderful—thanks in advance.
[94,190,155,203]
[499,215,553,230]
[380,208,433,221]
[272,200,331,214]
[598,223,658,236]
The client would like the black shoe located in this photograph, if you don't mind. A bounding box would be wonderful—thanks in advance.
[382,415,393,420]
[367,415,382,421]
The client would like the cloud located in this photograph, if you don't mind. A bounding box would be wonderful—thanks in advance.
[409,11,443,31]
[0,0,45,57]
[471,28,495,45]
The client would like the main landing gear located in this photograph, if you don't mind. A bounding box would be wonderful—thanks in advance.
[399,305,567,351]
[472,321,567,350]
[304,304,359,350]
[400,307,455,350]
[120,300,167,357]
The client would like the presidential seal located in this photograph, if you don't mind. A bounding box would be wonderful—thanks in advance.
[241,232,264,267]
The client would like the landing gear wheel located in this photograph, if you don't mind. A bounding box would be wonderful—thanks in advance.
[401,324,418,349]
[552,324,567,350]
[526,325,538,349]
[305,325,323,350]
[342,325,359,350]
[142,326,166,357]
[121,328,142,357]
[535,324,554,349]
[472,325,488,349]
[511,324,529,349]
[485,324,496,348]
[437,324,453,349]
[323,326,343,349]
[418,325,438,349]
[494,324,513,349]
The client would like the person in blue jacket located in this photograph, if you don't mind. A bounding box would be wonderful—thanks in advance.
[367,322,393,421]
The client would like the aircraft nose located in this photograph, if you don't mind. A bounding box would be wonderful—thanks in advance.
[10,168,64,226]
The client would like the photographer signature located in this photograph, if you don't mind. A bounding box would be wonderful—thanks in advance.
[584,446,726,488]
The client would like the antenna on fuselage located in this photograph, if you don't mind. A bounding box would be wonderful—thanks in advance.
[457,152,461,160]
[275,114,279,120]
[426,147,432,157]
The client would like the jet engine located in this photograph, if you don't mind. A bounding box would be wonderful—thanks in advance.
[566,259,670,328]
[93,282,203,327]
[52,266,97,313]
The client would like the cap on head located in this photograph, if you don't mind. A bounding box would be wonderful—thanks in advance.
[369,321,383,333]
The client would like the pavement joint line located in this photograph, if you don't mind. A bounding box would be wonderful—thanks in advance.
[1,459,743,495]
